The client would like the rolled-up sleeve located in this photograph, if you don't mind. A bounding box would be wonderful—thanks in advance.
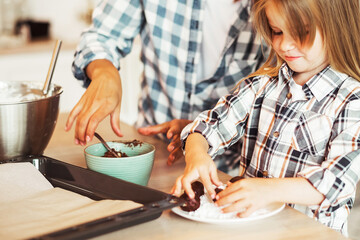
[181,77,259,158]
[72,0,143,86]
[297,98,360,214]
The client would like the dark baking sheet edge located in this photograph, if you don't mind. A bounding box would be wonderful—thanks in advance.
[1,155,183,240]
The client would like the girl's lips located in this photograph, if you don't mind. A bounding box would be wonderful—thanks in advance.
[285,56,301,61]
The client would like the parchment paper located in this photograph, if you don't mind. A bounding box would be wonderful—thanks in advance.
[0,163,142,239]
[0,162,53,202]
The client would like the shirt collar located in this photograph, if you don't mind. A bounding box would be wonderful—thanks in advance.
[278,63,349,101]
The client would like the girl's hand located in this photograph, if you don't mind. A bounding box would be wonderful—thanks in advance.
[216,178,276,217]
[171,133,222,199]
[138,119,192,165]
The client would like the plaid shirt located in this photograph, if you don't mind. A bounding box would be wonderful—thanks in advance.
[181,64,360,234]
[72,0,266,128]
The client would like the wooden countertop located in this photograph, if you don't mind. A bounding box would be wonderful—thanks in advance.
[44,113,347,240]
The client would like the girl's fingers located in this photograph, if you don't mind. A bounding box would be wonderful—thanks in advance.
[182,175,196,199]
[217,180,243,199]
[237,204,257,218]
[199,171,216,199]
[221,198,249,213]
[209,166,222,187]
[171,175,184,196]
[216,183,246,207]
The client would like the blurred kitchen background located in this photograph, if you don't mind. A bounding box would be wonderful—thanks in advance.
[0,0,142,125]
[0,1,359,239]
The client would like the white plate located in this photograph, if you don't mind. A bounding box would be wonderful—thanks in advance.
[172,194,285,224]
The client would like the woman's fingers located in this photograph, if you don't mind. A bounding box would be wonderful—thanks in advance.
[110,105,123,137]
[65,102,83,145]
[138,120,192,165]
[74,104,94,144]
[138,119,192,138]
[167,135,184,165]
[167,134,180,152]
[137,122,169,136]
[167,119,191,137]
[73,93,107,144]
[167,146,184,165]
[86,103,119,141]
[66,59,123,145]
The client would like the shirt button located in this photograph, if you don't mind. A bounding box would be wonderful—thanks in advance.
[273,131,280,138]
[286,93,292,99]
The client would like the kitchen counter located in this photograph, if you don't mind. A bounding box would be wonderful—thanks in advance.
[44,113,347,240]
[0,39,77,55]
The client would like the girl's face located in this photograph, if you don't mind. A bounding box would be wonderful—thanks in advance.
[265,1,329,85]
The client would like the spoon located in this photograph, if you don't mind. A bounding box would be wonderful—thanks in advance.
[27,40,62,97]
[43,40,62,95]
[94,132,121,158]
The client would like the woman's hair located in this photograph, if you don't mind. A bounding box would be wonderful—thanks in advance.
[248,0,360,81]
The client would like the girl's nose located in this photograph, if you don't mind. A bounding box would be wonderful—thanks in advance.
[280,34,296,52]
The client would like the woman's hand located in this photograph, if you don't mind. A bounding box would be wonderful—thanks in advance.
[171,133,222,199]
[65,59,123,145]
[138,119,192,165]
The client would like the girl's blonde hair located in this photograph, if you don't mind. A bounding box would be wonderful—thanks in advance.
[247,0,360,81]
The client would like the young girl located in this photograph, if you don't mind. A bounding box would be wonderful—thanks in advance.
[172,0,360,235]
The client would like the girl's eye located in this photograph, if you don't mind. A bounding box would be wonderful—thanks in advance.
[272,30,282,36]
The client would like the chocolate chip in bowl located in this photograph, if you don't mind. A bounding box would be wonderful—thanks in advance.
[103,149,128,158]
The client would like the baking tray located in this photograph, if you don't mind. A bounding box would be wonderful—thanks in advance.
[1,155,183,240]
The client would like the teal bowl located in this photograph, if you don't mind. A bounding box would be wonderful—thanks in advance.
[84,140,155,186]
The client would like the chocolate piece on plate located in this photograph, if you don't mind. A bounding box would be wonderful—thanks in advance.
[191,181,205,197]
[180,193,201,212]
[212,187,223,202]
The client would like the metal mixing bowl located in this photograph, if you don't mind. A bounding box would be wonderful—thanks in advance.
[0,81,63,161]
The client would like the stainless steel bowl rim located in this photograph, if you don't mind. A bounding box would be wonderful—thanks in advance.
[0,84,63,105]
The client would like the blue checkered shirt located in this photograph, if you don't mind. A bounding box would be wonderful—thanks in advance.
[72,0,266,129]
[181,63,360,234]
